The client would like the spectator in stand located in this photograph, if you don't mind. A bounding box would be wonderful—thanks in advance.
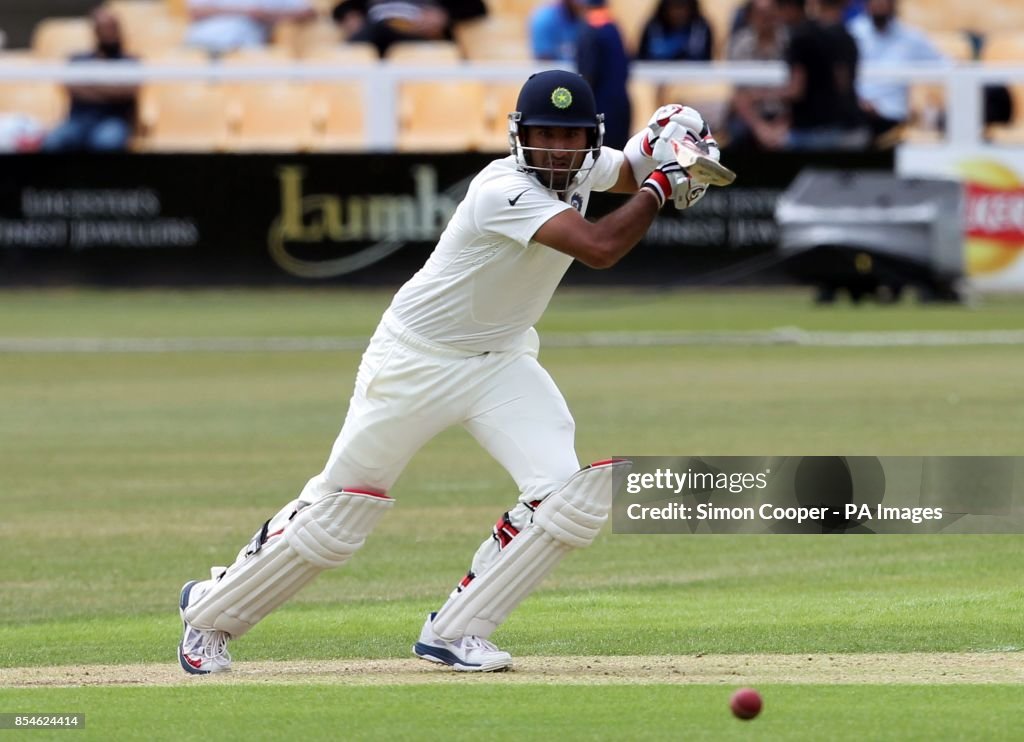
[780,0,868,150]
[637,0,713,62]
[734,0,862,33]
[848,0,945,143]
[726,0,790,150]
[333,0,486,57]
[43,8,138,152]
[572,0,631,149]
[185,0,315,56]
[529,0,581,61]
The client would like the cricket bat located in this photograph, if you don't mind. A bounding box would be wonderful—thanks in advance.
[671,138,737,187]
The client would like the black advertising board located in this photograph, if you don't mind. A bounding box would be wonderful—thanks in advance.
[0,150,892,286]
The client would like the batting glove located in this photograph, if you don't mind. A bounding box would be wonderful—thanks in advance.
[642,161,709,210]
[645,104,721,164]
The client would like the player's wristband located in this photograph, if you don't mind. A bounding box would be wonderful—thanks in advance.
[641,169,671,209]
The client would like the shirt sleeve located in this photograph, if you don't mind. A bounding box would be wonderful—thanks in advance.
[589,147,625,193]
[474,176,572,248]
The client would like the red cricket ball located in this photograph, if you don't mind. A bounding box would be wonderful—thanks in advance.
[730,687,763,720]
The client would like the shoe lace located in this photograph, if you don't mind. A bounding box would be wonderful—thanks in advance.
[461,636,500,652]
[186,627,232,662]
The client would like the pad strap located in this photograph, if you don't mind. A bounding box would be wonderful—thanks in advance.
[184,491,393,637]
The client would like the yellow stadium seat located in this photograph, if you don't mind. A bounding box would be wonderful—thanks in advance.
[927,31,974,62]
[302,43,378,64]
[274,19,346,58]
[32,18,95,59]
[224,82,314,151]
[608,0,658,58]
[220,46,295,64]
[141,47,208,64]
[657,81,732,133]
[398,80,486,151]
[984,32,1024,63]
[488,0,546,18]
[700,0,746,59]
[455,16,529,61]
[165,0,189,18]
[480,81,522,152]
[386,41,462,64]
[0,83,68,128]
[108,0,173,36]
[308,81,367,150]
[124,16,188,57]
[629,78,658,136]
[137,82,228,150]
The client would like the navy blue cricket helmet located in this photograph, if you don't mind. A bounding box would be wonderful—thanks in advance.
[509,70,605,191]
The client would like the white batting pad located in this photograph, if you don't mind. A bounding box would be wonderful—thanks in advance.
[184,491,393,637]
[431,460,631,641]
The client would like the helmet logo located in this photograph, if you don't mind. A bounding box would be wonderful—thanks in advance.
[551,87,573,109]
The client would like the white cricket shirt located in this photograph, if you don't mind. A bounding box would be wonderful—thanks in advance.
[387,148,624,352]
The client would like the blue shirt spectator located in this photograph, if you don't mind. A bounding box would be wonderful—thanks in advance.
[574,0,630,148]
[848,0,945,122]
[638,0,713,62]
[530,0,580,61]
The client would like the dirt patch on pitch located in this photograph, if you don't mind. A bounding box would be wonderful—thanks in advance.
[2,653,1021,688]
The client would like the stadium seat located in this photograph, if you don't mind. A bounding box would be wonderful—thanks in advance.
[629,79,658,137]
[898,0,1024,34]
[220,46,294,64]
[901,1,971,33]
[274,19,345,58]
[0,83,68,128]
[142,47,209,65]
[487,0,546,18]
[124,16,188,57]
[455,16,530,61]
[308,81,367,150]
[700,0,746,59]
[137,82,228,150]
[608,0,658,58]
[398,80,486,151]
[32,18,95,59]
[302,43,377,64]
[480,81,522,152]
[109,0,173,35]
[926,31,974,62]
[164,0,189,18]
[386,41,462,64]
[224,81,315,151]
[658,81,732,134]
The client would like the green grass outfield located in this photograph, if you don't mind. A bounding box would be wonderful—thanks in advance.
[1,288,1021,741]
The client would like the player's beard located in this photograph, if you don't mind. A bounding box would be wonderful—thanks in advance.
[529,149,586,192]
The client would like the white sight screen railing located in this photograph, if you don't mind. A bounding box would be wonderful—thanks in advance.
[1,60,1021,151]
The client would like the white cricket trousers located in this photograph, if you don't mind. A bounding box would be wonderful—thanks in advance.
[300,309,581,506]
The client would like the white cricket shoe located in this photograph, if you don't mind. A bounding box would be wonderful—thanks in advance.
[412,612,512,672]
[178,580,232,675]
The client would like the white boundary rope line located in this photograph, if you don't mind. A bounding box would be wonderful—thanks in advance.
[2,328,1024,353]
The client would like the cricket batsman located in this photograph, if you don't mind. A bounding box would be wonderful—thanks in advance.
[178,69,721,674]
